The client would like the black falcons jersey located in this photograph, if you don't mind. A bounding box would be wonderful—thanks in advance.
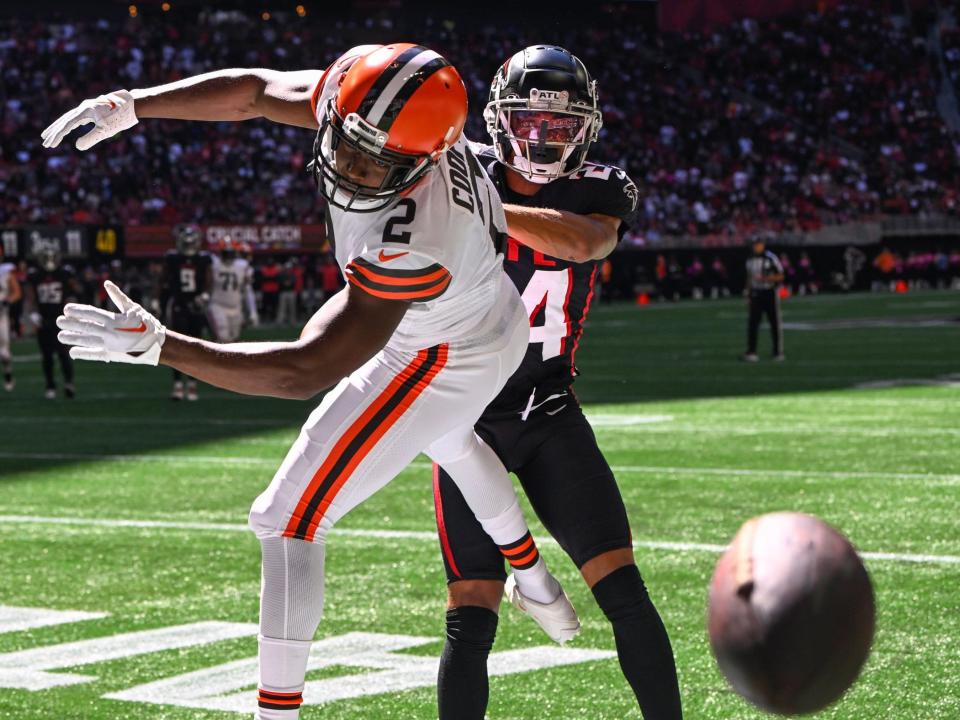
[163,250,212,307]
[471,143,639,416]
[28,266,76,324]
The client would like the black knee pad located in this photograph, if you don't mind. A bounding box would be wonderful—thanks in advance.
[591,564,653,623]
[445,606,499,655]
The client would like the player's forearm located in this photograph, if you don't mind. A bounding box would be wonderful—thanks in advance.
[503,205,619,262]
[131,70,270,122]
[158,333,325,399]
[131,68,318,127]
[159,287,400,400]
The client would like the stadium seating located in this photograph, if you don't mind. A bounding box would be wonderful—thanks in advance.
[2,3,958,238]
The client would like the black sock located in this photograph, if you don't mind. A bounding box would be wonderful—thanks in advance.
[438,605,499,720]
[591,565,683,719]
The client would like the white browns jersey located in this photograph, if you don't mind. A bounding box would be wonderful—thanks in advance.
[210,256,250,309]
[312,47,511,353]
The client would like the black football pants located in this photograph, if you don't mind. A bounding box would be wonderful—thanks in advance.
[747,289,783,356]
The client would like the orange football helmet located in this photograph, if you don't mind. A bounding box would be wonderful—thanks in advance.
[312,43,467,212]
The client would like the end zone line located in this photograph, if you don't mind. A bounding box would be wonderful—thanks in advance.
[0,515,956,566]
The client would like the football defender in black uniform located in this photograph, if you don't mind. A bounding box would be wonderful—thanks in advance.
[434,46,683,719]
[26,247,80,399]
[160,224,212,400]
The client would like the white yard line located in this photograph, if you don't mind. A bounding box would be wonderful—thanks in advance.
[8,416,292,428]
[2,451,956,484]
[0,514,956,566]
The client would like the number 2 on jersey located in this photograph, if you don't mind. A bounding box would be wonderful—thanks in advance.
[520,269,572,360]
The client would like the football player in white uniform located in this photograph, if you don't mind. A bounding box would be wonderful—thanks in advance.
[0,249,21,392]
[209,237,258,342]
[44,43,578,720]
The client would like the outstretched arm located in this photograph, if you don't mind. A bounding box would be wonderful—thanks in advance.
[159,285,407,400]
[42,68,320,151]
[57,281,408,401]
[503,205,621,263]
[131,68,321,128]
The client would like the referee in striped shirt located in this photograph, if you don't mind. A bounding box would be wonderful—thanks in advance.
[743,234,786,362]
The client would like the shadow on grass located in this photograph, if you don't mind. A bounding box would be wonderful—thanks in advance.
[3,291,958,480]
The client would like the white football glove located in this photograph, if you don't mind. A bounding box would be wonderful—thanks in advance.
[41,89,138,151]
[56,280,166,365]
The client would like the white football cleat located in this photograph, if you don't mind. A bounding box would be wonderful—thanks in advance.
[504,574,580,645]
[3,378,13,392]
[44,388,56,400]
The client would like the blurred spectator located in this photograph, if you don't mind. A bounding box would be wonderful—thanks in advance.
[708,255,731,298]
[2,2,957,238]
[259,257,281,322]
[276,257,298,325]
[872,247,898,290]
[687,255,705,299]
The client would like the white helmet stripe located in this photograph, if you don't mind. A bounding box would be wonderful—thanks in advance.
[365,49,443,126]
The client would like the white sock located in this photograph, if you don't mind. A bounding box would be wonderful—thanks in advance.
[256,636,310,720]
[256,537,325,720]
[429,432,561,604]
[494,527,560,604]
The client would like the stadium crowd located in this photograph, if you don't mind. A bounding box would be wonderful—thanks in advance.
[2,2,959,240]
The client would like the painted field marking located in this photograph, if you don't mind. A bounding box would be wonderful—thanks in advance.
[2,452,957,484]
[584,414,673,426]
[0,605,108,636]
[106,631,614,713]
[0,619,255,690]
[7,416,292,428]
[0,515,956,566]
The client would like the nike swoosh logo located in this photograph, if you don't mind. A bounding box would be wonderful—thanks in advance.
[117,321,147,333]
[519,392,568,419]
[378,250,409,262]
[545,404,568,416]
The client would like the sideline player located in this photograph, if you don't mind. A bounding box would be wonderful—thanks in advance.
[44,42,576,720]
[743,233,785,362]
[25,246,79,399]
[160,224,212,400]
[208,236,258,343]
[0,247,21,391]
[432,46,683,719]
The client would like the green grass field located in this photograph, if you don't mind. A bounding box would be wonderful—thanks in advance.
[1,291,959,719]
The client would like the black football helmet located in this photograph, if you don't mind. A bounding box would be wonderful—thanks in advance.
[485,45,602,184]
[37,244,62,272]
[173,224,202,255]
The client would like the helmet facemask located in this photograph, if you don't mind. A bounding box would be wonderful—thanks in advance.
[311,100,436,213]
[485,83,602,184]
[39,246,62,272]
[174,224,202,256]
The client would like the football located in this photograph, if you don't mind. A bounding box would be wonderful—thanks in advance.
[707,512,875,715]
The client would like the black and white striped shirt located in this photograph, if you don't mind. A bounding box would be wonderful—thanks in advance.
[746,251,784,291]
